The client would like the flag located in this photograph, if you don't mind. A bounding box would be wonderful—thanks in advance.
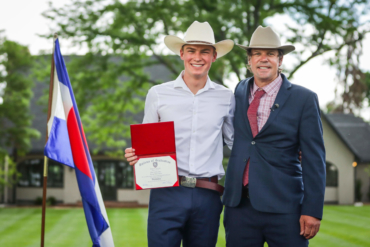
[44,38,114,247]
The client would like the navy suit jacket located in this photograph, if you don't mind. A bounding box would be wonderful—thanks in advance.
[222,74,326,219]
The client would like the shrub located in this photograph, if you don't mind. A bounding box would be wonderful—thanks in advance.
[355,179,362,202]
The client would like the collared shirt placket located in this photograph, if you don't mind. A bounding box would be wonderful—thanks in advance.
[188,93,198,175]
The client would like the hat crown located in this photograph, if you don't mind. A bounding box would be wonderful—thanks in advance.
[249,26,281,48]
[183,21,215,44]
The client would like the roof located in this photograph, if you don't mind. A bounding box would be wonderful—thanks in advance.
[323,113,370,163]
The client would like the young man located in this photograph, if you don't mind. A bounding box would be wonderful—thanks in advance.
[222,26,326,247]
[125,21,234,247]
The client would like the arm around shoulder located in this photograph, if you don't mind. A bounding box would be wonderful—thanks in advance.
[222,91,235,150]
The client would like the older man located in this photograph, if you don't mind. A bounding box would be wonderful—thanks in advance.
[222,26,326,247]
[125,21,234,247]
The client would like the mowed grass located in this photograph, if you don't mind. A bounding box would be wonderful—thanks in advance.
[0,205,369,247]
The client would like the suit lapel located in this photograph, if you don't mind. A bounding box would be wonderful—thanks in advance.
[241,78,253,137]
[257,75,292,136]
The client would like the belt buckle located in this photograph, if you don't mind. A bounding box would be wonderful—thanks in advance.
[181,176,196,188]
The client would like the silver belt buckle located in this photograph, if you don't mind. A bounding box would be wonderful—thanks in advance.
[181,176,197,188]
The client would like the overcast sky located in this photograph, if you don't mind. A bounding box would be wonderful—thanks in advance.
[1,0,369,120]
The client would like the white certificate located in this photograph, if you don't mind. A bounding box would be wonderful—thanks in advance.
[134,156,178,189]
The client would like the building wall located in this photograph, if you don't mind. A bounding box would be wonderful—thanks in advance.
[356,163,370,202]
[63,165,82,204]
[322,118,355,204]
[62,163,151,204]
[16,188,64,202]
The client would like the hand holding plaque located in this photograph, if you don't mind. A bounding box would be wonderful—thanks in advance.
[130,121,179,190]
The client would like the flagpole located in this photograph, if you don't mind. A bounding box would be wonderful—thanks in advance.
[41,33,58,247]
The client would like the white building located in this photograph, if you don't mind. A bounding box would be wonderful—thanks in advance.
[7,112,369,206]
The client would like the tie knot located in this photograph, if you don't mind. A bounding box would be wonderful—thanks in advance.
[254,89,265,99]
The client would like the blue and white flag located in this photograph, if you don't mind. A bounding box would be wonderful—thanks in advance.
[44,38,114,247]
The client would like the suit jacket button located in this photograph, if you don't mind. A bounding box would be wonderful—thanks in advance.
[251,141,256,145]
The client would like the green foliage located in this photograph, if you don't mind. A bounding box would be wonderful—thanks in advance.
[33,196,57,206]
[34,196,43,205]
[0,34,41,159]
[41,0,370,153]
[47,196,57,206]
[0,35,40,189]
[0,154,20,194]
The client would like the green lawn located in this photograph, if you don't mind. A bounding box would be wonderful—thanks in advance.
[0,205,369,247]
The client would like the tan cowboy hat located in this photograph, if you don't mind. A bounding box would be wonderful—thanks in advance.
[237,26,295,55]
[164,21,234,59]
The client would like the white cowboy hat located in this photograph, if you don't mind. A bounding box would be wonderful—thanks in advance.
[237,26,295,55]
[164,21,234,59]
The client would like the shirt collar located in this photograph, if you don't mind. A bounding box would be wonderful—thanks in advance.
[251,74,282,96]
[174,71,215,92]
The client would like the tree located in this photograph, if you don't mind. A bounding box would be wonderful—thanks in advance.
[0,34,40,190]
[326,24,370,114]
[42,0,370,153]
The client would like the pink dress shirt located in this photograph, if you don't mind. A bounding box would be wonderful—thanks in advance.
[249,74,283,131]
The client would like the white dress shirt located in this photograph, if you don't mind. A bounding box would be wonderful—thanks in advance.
[143,72,235,179]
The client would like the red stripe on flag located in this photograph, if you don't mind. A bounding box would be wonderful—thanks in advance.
[80,123,90,155]
[67,107,93,180]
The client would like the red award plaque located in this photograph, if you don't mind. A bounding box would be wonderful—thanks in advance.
[130,121,179,190]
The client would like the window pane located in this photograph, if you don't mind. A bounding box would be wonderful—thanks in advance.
[326,162,338,187]
[18,158,64,188]
[47,160,64,188]
[17,159,42,187]
[117,161,134,189]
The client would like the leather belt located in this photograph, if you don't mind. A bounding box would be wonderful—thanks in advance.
[179,176,224,196]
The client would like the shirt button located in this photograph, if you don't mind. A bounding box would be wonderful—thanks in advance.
[244,159,247,162]
[251,141,255,145]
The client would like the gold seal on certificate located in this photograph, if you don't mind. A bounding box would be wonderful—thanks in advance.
[135,156,178,189]
[130,121,179,190]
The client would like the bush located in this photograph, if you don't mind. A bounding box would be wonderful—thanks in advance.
[34,197,43,205]
[355,179,362,202]
[47,196,57,206]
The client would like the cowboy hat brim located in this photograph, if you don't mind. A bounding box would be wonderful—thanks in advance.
[164,35,234,59]
[236,44,295,55]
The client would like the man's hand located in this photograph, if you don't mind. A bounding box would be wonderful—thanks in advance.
[300,215,321,239]
[125,147,138,166]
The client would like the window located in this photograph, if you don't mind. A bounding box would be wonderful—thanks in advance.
[93,160,134,189]
[117,161,134,189]
[326,162,338,187]
[17,158,64,188]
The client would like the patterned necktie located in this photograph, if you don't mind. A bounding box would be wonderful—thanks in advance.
[243,89,266,186]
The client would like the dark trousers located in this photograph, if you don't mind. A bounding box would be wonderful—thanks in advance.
[147,186,223,247]
[224,197,308,247]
